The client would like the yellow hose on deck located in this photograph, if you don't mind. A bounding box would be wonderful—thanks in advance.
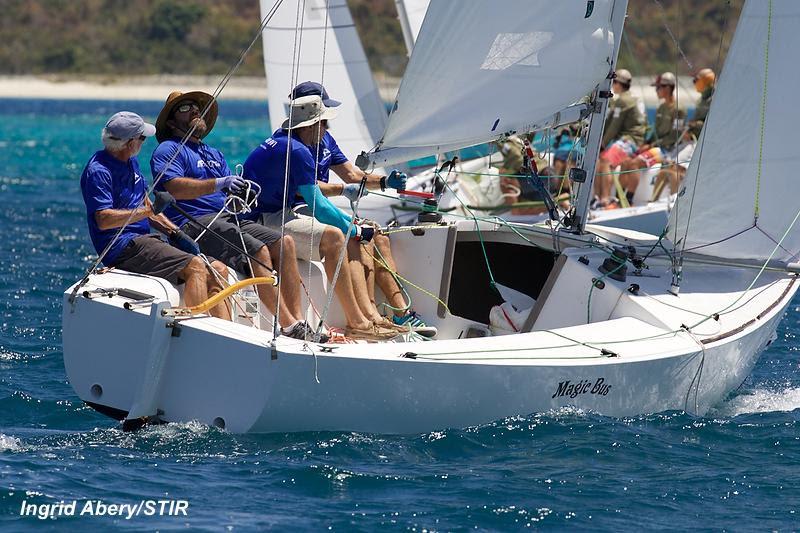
[184,276,275,315]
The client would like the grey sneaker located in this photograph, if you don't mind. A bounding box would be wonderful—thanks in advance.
[282,321,330,343]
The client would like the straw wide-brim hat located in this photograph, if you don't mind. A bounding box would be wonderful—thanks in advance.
[281,95,339,130]
[155,90,218,142]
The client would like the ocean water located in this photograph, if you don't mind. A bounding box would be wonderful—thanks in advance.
[1,98,799,531]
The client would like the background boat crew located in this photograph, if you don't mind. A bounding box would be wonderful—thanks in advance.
[594,68,647,208]
[80,111,231,320]
[149,91,314,340]
[651,68,717,200]
[617,72,687,203]
[283,81,436,335]
[241,94,402,341]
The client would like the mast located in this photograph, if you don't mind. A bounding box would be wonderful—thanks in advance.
[395,0,416,56]
[570,0,629,234]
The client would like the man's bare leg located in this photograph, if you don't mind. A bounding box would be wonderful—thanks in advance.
[372,234,407,318]
[318,227,373,330]
[595,158,613,203]
[268,235,303,322]
[620,157,646,199]
[180,256,208,309]
[346,239,384,323]
[251,245,298,328]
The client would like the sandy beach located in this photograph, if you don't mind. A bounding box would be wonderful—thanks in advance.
[0,74,404,103]
[0,74,697,107]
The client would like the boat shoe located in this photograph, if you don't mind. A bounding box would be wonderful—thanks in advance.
[345,324,399,342]
[392,311,437,338]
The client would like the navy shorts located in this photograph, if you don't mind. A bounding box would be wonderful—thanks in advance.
[112,234,195,285]
[183,213,281,275]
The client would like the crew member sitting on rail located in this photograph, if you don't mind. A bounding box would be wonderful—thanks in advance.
[282,81,436,336]
[80,111,231,320]
[150,91,316,340]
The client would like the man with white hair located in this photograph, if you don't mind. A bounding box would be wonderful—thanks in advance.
[79,111,231,320]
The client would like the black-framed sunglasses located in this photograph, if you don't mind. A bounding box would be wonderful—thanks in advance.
[138,135,146,141]
[175,102,200,114]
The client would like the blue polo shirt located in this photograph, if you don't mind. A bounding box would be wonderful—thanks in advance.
[150,138,231,227]
[242,129,348,215]
[80,150,150,266]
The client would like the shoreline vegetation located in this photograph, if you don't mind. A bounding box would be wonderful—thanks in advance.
[0,74,698,108]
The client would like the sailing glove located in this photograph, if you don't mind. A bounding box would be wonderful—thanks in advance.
[215,175,246,194]
[386,170,407,191]
[342,183,368,202]
[169,229,201,255]
[152,190,175,215]
[353,224,375,243]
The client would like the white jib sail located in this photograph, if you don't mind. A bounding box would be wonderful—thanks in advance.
[366,0,617,168]
[669,0,800,265]
[260,0,387,164]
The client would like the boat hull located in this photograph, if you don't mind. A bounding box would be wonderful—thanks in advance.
[62,274,794,434]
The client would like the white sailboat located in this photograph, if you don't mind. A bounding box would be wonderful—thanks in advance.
[62,0,800,434]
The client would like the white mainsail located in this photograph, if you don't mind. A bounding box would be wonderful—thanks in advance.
[669,0,800,265]
[260,0,387,162]
[365,0,618,168]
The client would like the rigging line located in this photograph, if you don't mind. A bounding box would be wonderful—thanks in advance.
[753,0,773,222]
[69,0,286,303]
[305,0,333,341]
[689,198,800,332]
[674,0,734,261]
[651,0,693,72]
[371,244,412,314]
[275,0,310,340]
[441,170,499,292]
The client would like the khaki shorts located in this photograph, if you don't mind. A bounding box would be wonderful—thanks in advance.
[258,209,330,262]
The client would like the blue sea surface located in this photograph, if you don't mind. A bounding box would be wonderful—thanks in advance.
[1,99,799,531]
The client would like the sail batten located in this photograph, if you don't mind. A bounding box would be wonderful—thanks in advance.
[366,0,617,168]
[669,0,800,265]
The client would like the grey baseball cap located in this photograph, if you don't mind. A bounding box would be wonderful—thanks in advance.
[105,111,156,140]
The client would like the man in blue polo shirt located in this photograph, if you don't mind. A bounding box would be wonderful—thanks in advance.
[243,95,402,341]
[245,82,435,337]
[150,91,315,340]
[80,111,231,320]
[283,82,435,336]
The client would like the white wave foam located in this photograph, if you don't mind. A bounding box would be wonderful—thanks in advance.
[713,387,800,417]
[0,434,23,452]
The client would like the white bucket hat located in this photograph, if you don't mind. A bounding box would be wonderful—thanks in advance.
[281,95,339,130]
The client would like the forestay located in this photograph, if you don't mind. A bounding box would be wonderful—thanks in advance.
[669,0,800,265]
[365,0,617,168]
[260,0,386,163]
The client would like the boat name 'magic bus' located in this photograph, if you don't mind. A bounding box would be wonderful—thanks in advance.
[552,378,612,399]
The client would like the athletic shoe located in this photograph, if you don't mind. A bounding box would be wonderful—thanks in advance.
[282,321,330,343]
[392,311,437,338]
[345,324,399,342]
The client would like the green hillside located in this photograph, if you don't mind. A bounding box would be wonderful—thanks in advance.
[0,0,742,78]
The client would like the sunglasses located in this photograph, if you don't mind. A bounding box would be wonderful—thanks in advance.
[138,135,146,141]
[174,102,200,114]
